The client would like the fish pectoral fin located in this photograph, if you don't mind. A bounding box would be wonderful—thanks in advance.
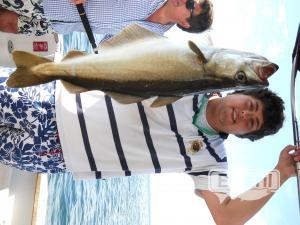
[61,81,89,93]
[151,96,182,107]
[188,41,208,64]
[105,92,147,104]
[99,24,166,50]
[62,50,88,61]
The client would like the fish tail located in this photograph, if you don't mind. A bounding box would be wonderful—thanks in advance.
[6,51,54,88]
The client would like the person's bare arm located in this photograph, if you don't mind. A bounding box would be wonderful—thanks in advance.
[0,9,18,33]
[197,145,299,225]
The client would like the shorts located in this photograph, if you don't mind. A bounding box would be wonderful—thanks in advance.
[0,70,66,173]
[0,0,53,35]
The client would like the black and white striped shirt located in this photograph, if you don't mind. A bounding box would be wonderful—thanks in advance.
[56,83,229,192]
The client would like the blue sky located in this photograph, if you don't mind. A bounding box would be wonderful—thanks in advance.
[150,0,300,224]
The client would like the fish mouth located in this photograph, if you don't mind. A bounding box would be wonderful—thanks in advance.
[252,62,279,83]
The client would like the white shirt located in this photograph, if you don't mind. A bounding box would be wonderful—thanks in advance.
[55,82,229,193]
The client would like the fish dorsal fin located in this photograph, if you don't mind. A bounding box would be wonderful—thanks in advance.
[62,50,87,61]
[100,24,166,50]
[151,96,182,107]
[13,50,52,67]
[188,41,207,64]
[105,91,147,104]
[61,80,89,93]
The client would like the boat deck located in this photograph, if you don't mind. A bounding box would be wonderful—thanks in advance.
[0,165,48,225]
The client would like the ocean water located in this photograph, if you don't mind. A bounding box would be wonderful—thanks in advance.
[46,32,151,225]
[47,173,151,225]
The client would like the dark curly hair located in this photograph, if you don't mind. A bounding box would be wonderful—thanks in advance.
[231,88,285,141]
[177,0,213,33]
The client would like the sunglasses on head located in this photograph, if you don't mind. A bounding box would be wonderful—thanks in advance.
[186,0,195,20]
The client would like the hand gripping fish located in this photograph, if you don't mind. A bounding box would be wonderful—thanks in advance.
[7,24,278,107]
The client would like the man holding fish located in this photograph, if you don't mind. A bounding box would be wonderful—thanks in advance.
[0,0,213,37]
[0,23,299,224]
[0,72,299,224]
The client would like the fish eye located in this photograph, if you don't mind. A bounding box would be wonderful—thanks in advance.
[236,71,247,82]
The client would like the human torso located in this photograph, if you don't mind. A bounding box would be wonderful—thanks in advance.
[55,82,228,183]
[43,0,173,35]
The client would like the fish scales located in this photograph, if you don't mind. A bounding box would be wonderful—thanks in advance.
[36,39,203,82]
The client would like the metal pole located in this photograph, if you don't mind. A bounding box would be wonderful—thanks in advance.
[290,43,300,212]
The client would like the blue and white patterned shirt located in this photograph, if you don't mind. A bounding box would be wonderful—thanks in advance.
[43,0,173,38]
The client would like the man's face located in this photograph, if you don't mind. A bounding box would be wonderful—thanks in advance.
[213,94,264,135]
[170,0,203,28]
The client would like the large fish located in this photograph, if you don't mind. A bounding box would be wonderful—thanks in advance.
[7,24,278,107]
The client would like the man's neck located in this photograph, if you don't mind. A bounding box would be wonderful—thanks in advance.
[146,1,175,25]
[206,97,221,132]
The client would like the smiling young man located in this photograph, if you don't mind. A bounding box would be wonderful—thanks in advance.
[206,93,264,136]
[0,0,213,37]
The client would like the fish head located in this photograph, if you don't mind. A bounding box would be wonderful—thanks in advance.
[206,49,279,88]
